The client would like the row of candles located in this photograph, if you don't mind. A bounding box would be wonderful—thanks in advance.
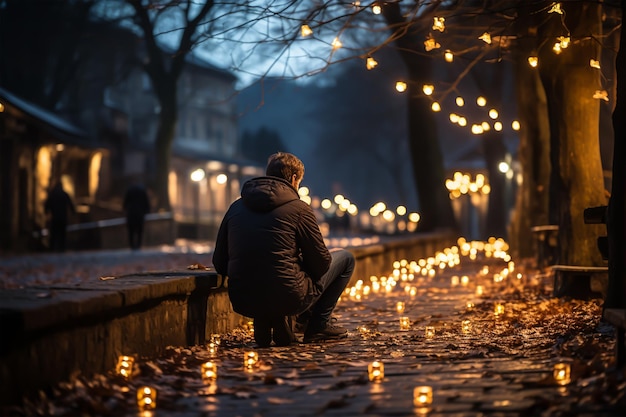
[123,236,573,412]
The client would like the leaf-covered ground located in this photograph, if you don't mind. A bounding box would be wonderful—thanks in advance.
[1,246,625,416]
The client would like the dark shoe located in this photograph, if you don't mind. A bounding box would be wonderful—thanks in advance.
[303,321,348,343]
[254,317,272,347]
[271,316,295,346]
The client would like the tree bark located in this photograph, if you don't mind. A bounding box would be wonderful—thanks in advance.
[537,1,607,266]
[382,3,457,232]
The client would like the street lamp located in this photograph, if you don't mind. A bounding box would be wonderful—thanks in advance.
[190,168,205,239]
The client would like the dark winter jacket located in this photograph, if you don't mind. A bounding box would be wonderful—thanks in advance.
[212,176,331,318]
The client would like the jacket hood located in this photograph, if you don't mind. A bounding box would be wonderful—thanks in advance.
[241,176,300,212]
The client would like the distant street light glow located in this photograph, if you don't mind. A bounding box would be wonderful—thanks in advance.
[190,168,205,182]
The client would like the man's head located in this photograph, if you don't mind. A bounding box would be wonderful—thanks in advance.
[266,152,305,190]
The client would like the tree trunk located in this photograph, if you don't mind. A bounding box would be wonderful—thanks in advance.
[538,2,607,266]
[382,3,457,233]
[606,1,626,309]
[152,86,178,212]
[508,9,551,260]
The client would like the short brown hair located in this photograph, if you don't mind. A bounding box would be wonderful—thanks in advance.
[266,152,304,182]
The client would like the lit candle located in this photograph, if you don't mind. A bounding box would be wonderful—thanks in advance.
[461,320,472,334]
[553,363,571,385]
[494,303,505,316]
[244,351,258,370]
[136,386,157,411]
[396,301,406,313]
[424,326,435,339]
[201,361,217,382]
[413,386,433,406]
[210,334,221,345]
[115,355,134,379]
[368,360,385,382]
[399,316,411,331]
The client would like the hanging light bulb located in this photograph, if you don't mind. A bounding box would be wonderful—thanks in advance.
[366,56,378,70]
[395,81,407,93]
[301,24,313,37]
[528,56,539,67]
[548,2,564,14]
[431,102,441,112]
[455,97,464,107]
[479,32,492,44]
[371,3,382,14]
[476,96,487,107]
[557,36,570,49]
[494,121,503,131]
[444,50,454,62]
[422,84,434,95]
[424,37,440,51]
[331,37,342,50]
[432,17,445,32]
[512,120,521,130]
[590,59,601,69]
[489,109,499,119]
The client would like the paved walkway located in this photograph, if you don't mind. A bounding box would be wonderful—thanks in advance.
[4,246,623,417]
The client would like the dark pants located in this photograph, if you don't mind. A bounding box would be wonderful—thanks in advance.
[127,214,145,250]
[299,249,355,327]
[49,220,67,252]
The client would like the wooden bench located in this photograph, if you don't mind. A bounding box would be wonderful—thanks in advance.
[551,265,608,299]
[530,225,559,268]
[603,308,626,370]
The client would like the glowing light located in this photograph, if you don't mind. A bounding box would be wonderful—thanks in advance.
[498,161,510,173]
[476,96,487,107]
[136,386,157,411]
[593,90,609,101]
[528,56,538,67]
[424,37,440,51]
[471,124,484,135]
[395,81,407,93]
[201,361,217,382]
[414,386,433,406]
[590,59,601,69]
[458,117,467,127]
[0,102,4,112]
[366,56,378,70]
[422,84,434,95]
[449,113,460,123]
[553,362,571,385]
[396,205,407,215]
[444,50,453,62]
[489,109,499,119]
[408,212,420,223]
[557,36,570,49]
[512,120,521,130]
[371,3,382,14]
[552,42,562,54]
[432,17,445,32]
[479,32,492,44]
[321,198,332,209]
[301,24,313,37]
[431,102,441,112]
[494,121,503,131]
[481,121,491,131]
[190,168,205,182]
[455,96,464,107]
[216,173,227,184]
[331,37,342,50]
[368,360,385,381]
[548,2,564,14]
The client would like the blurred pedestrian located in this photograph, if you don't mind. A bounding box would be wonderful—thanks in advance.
[123,184,150,250]
[212,152,355,347]
[44,180,75,252]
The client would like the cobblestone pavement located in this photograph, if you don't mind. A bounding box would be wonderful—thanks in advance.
[3,244,625,417]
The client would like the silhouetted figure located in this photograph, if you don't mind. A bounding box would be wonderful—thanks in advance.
[44,181,75,252]
[123,184,150,250]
